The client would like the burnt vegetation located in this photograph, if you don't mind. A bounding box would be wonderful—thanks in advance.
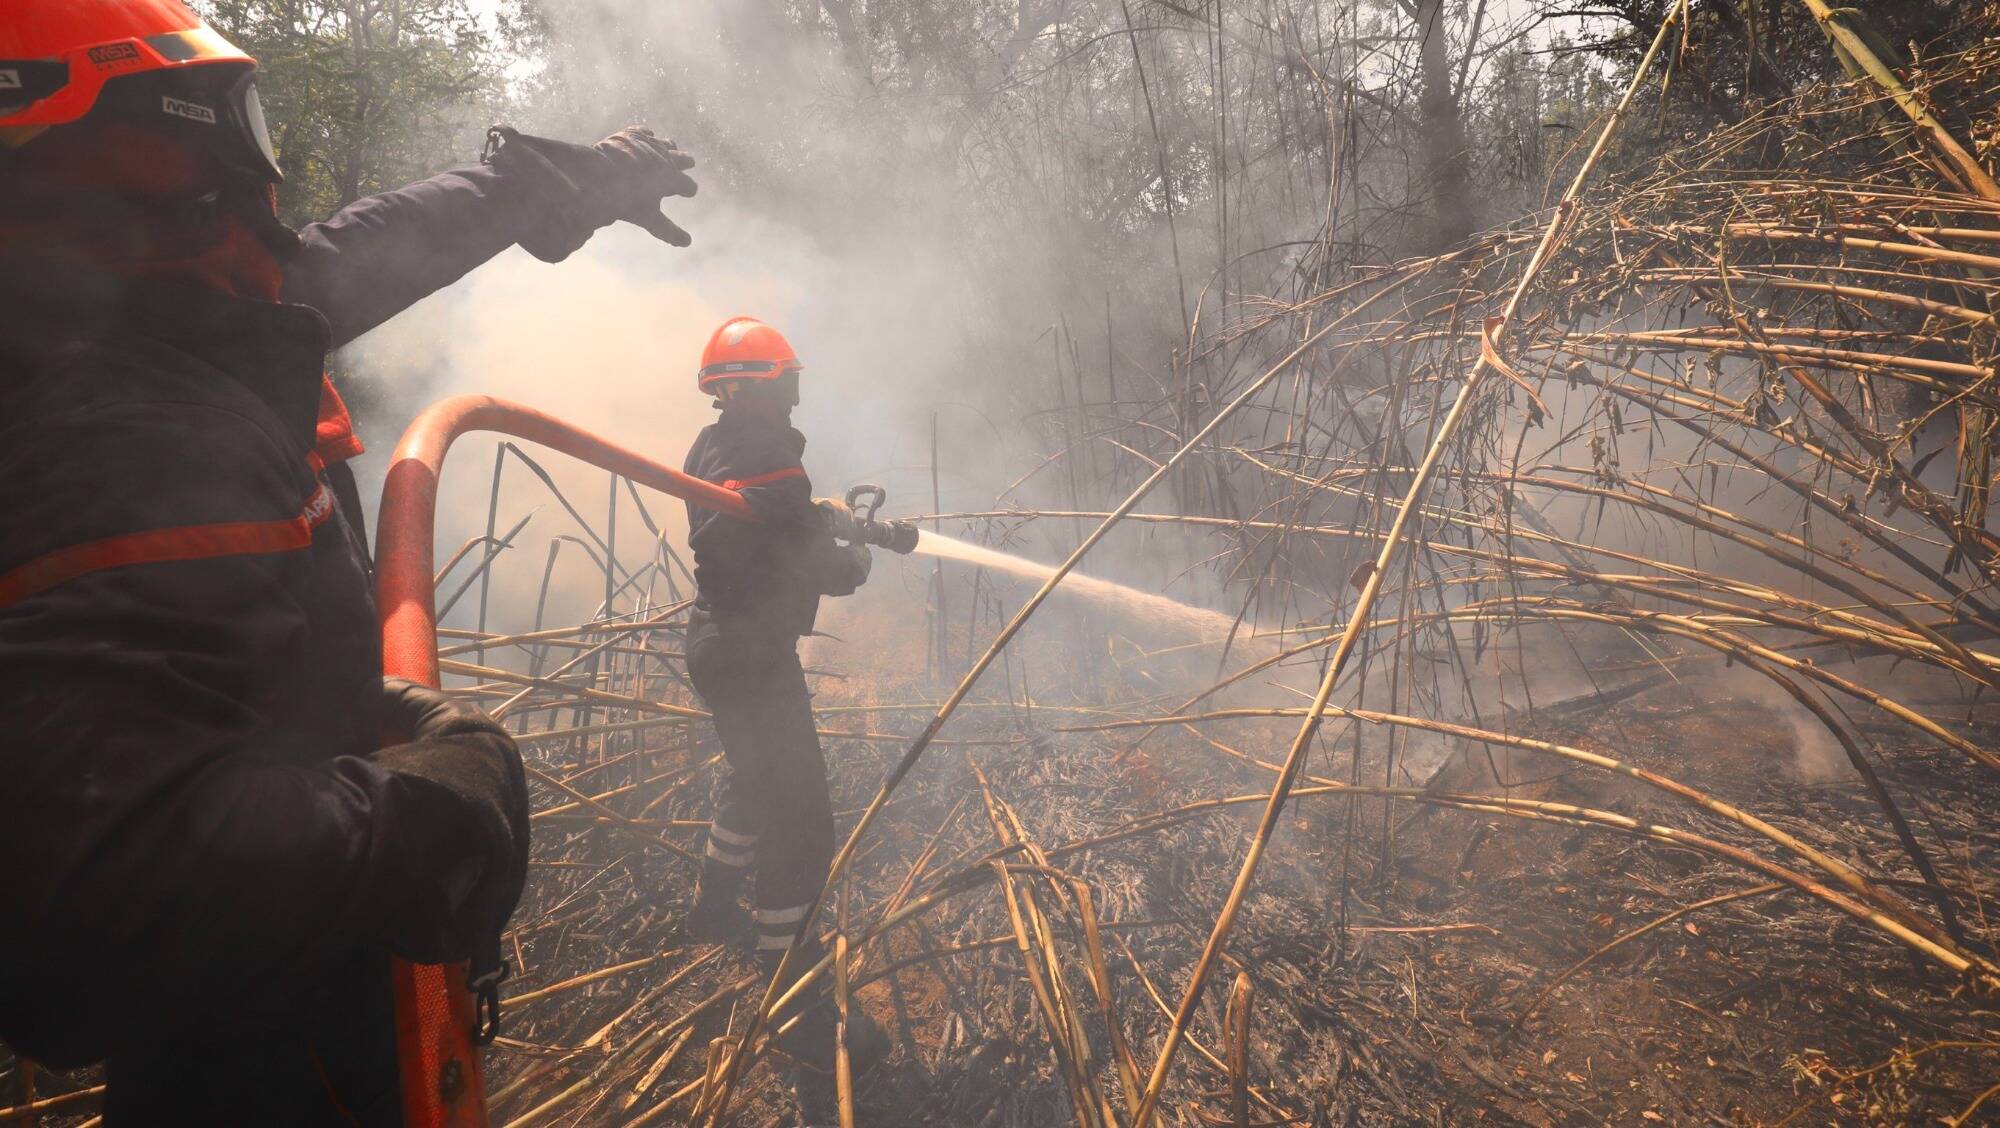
[10,0,2000,1124]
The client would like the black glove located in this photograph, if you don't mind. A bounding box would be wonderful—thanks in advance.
[822,542,873,598]
[482,124,697,262]
[847,543,873,587]
[816,497,861,542]
[377,676,503,742]
[372,678,531,962]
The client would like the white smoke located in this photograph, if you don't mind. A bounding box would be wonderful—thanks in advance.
[333,0,1199,644]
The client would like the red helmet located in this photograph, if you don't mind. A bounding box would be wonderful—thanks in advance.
[0,0,280,180]
[698,317,802,392]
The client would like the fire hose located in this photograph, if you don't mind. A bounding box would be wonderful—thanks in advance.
[374,394,915,1127]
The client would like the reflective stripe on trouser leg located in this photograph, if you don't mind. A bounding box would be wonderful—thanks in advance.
[704,839,753,868]
[700,790,759,886]
[754,902,811,951]
[703,819,758,869]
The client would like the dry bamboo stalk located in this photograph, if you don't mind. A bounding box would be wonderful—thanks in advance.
[622,1026,695,1112]
[1790,0,2000,200]
[579,949,720,1049]
[1074,689,1971,955]
[1072,709,2000,987]
[444,657,997,746]
[1630,267,1995,323]
[835,880,857,1128]
[1224,972,1253,1128]
[528,760,701,822]
[1240,448,2000,685]
[1571,329,1989,395]
[1543,348,2000,622]
[0,1082,99,1125]
[971,762,1111,1128]
[505,949,679,1009]
[1129,9,1695,1117]
[632,752,1985,1120]
[690,1034,738,1126]
[498,1021,674,1128]
[1110,935,1302,1126]
[623,1072,708,1128]
[520,762,703,864]
[1068,878,1149,1122]
[437,605,690,653]
[837,771,1990,1009]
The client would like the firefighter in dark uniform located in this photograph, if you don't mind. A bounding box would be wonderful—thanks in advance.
[680,316,889,1124]
[0,1,699,1122]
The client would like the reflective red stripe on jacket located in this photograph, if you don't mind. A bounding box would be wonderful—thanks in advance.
[0,480,335,608]
[718,464,807,492]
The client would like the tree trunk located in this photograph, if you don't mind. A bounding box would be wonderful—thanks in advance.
[1415,0,1472,250]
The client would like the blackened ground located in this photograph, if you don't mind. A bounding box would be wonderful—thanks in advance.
[12,615,1995,1126]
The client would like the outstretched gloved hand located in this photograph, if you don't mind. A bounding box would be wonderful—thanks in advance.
[588,127,698,242]
[482,124,698,262]
[373,678,532,962]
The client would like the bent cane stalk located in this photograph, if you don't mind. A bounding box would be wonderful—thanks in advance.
[1127,6,1694,1121]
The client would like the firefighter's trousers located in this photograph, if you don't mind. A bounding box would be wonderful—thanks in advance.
[686,610,836,957]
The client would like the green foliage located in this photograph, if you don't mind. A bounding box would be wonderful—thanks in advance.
[1566,0,1986,116]
[195,0,511,224]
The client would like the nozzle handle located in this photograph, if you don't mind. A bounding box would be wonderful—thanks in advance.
[845,484,886,525]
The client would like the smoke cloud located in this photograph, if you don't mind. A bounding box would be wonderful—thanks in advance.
[334,0,1207,651]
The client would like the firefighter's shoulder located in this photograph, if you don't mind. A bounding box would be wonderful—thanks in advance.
[0,333,327,606]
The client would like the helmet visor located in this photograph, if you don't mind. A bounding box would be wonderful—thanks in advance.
[233,72,280,181]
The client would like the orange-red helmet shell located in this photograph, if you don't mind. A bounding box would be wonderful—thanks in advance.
[698,317,801,392]
[0,0,255,131]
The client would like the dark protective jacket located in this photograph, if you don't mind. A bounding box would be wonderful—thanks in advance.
[682,410,868,637]
[0,163,563,1115]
